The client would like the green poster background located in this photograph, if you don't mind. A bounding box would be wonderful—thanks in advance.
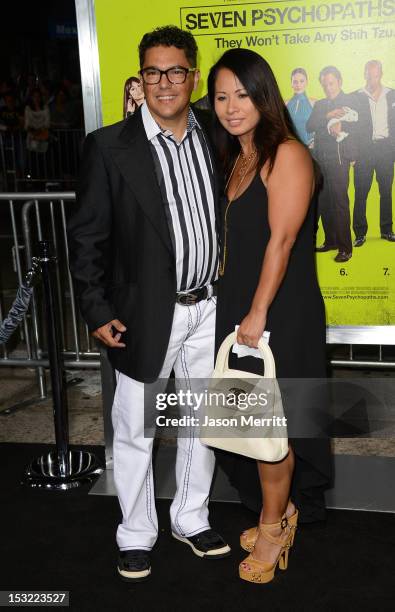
[94,0,395,326]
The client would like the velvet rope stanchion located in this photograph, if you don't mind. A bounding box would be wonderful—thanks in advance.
[0,260,39,345]
[23,240,103,489]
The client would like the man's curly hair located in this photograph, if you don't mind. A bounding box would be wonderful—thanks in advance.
[139,25,197,68]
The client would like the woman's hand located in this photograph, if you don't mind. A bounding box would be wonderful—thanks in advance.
[237,309,267,348]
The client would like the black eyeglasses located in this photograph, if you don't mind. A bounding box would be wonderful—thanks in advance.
[139,66,196,85]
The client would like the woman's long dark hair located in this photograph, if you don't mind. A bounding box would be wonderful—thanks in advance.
[207,49,300,179]
[123,76,140,118]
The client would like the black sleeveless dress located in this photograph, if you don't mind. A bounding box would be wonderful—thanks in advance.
[215,174,332,523]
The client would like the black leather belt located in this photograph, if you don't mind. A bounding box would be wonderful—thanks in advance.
[176,283,217,306]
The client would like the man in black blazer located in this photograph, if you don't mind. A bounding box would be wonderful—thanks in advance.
[352,60,395,246]
[67,26,230,582]
[307,66,359,263]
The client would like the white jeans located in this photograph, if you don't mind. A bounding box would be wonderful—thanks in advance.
[112,297,217,550]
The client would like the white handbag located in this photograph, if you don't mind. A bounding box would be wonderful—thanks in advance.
[200,332,288,462]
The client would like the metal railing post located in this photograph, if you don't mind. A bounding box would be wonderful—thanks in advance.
[21,200,47,398]
[23,240,103,489]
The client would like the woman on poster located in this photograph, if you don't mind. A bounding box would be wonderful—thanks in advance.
[122,76,145,118]
[286,68,315,147]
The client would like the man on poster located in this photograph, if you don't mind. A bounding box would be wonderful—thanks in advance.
[353,60,395,246]
[67,25,230,582]
[307,66,359,263]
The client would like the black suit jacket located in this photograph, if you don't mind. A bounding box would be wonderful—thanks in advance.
[306,91,359,164]
[67,106,219,383]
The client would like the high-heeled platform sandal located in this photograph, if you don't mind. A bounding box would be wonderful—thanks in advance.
[240,508,298,553]
[239,517,292,584]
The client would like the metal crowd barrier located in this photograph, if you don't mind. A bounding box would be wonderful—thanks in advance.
[0,192,99,402]
[0,129,84,192]
[0,192,393,405]
[0,239,103,487]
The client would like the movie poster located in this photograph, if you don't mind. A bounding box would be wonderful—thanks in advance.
[94,0,395,326]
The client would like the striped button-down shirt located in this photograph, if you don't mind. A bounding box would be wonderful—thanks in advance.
[141,102,218,292]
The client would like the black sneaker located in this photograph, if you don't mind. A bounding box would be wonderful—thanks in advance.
[172,529,231,559]
[334,251,352,262]
[315,243,338,252]
[117,549,151,582]
[381,232,395,242]
[353,236,366,247]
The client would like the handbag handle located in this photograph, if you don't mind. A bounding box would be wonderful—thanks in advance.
[214,331,276,378]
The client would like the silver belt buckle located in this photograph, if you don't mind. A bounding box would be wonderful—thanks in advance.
[178,292,198,305]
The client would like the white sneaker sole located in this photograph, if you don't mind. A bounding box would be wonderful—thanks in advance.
[117,566,151,582]
[172,532,231,558]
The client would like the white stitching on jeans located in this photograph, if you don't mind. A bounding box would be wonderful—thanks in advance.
[173,345,194,536]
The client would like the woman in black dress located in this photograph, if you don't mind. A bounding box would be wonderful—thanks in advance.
[207,49,331,583]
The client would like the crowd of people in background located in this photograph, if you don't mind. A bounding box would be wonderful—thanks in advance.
[0,74,84,188]
[0,73,83,136]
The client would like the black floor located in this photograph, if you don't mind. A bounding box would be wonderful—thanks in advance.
[1,443,395,611]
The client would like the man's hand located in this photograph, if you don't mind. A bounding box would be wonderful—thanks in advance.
[326,108,346,120]
[92,319,127,348]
